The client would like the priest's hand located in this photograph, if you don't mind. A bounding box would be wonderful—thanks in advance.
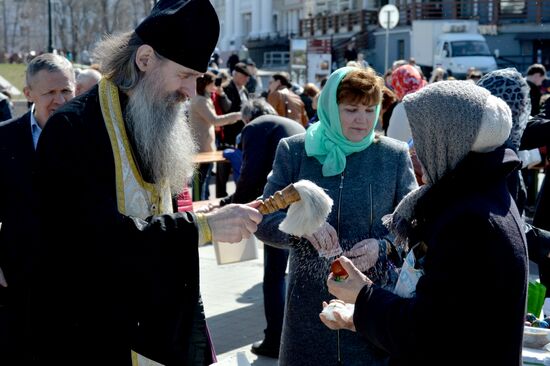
[327,256,372,304]
[206,201,262,243]
[195,202,219,214]
[0,266,7,287]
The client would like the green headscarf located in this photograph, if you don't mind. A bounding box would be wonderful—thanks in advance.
[305,66,381,177]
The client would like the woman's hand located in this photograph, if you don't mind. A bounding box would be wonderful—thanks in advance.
[303,222,342,258]
[327,256,373,304]
[341,238,379,272]
[319,300,356,332]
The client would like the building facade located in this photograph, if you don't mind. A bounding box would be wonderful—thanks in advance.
[372,0,550,74]
[1,0,547,79]
[214,0,382,68]
[215,0,549,78]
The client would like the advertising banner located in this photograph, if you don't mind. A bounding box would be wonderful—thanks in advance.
[290,39,307,86]
[307,39,332,86]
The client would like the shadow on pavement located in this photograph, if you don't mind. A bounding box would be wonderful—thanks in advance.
[209,302,265,355]
[236,282,263,304]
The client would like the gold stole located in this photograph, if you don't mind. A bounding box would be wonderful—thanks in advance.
[99,78,171,366]
[98,78,172,219]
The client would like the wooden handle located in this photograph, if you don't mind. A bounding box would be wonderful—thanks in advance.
[258,184,301,215]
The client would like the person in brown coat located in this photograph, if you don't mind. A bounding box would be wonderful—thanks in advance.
[267,72,308,128]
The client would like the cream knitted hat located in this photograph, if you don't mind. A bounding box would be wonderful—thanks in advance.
[403,80,511,183]
[471,94,512,153]
[477,68,530,152]
[384,81,512,250]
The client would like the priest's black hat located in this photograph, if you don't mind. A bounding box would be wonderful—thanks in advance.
[135,0,219,73]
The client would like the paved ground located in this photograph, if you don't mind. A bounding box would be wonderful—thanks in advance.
[197,166,548,366]
[199,179,278,366]
[200,242,278,366]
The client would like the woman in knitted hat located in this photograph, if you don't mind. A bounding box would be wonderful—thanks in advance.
[477,68,531,213]
[478,69,550,299]
[255,66,418,365]
[322,81,528,365]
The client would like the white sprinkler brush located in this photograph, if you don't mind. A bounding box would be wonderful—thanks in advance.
[258,180,333,237]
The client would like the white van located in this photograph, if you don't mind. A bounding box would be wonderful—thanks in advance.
[411,20,497,79]
[434,33,497,78]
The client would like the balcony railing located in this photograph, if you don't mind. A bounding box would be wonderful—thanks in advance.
[394,0,550,25]
[299,9,378,37]
[263,51,290,68]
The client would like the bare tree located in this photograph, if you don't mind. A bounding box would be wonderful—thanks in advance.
[1,0,155,56]
[9,0,23,52]
[97,0,128,35]
[56,0,132,61]
[128,0,154,28]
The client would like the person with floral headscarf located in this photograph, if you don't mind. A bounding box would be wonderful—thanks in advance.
[386,65,427,143]
[255,66,417,365]
[321,81,527,366]
[387,65,427,184]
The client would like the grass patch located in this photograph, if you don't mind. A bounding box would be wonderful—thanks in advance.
[0,63,26,100]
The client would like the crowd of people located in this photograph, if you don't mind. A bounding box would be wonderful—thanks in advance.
[0,0,549,365]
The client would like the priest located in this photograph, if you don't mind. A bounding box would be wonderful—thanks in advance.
[30,1,262,365]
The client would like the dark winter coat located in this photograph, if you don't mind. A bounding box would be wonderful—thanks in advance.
[255,134,417,366]
[354,149,528,366]
[221,81,247,146]
[0,111,38,363]
[30,87,211,366]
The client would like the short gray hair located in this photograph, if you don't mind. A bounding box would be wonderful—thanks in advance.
[26,53,74,87]
[240,98,277,122]
[93,31,168,93]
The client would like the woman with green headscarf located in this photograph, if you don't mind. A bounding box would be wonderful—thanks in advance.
[255,66,417,365]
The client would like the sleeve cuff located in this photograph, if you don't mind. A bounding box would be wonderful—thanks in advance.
[353,283,375,334]
[195,213,212,245]
[356,282,374,304]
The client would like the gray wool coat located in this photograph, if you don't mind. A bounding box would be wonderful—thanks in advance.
[255,133,418,366]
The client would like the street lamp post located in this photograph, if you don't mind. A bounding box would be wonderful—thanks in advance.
[2,0,8,55]
[47,0,53,52]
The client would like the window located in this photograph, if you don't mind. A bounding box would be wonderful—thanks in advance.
[397,39,405,60]
[243,13,251,36]
[500,0,526,15]
[442,42,451,57]
[451,41,491,57]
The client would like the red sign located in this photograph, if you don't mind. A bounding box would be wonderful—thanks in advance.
[308,39,331,54]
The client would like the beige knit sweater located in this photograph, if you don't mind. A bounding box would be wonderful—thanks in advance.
[188,94,241,152]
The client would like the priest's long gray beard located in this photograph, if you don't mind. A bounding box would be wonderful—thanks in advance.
[126,67,196,195]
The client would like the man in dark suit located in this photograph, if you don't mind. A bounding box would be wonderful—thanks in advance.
[221,98,305,358]
[0,53,75,363]
[216,62,250,197]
